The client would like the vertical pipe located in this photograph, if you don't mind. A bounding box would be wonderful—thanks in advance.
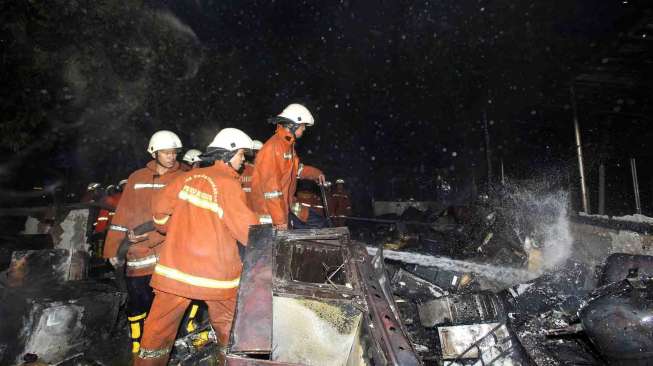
[598,163,606,215]
[630,158,641,214]
[571,84,590,213]
[500,158,506,186]
[483,110,492,186]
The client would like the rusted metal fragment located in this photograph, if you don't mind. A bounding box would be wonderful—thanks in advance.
[362,245,421,366]
[229,225,275,353]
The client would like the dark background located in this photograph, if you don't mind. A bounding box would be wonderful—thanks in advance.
[1,0,652,215]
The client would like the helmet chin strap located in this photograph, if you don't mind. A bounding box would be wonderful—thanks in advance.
[284,123,302,140]
[154,152,166,167]
[154,151,174,172]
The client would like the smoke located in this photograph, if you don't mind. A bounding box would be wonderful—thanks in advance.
[59,8,203,182]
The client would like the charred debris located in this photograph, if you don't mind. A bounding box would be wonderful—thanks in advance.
[1,187,653,365]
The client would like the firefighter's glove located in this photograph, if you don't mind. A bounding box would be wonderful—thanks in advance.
[108,257,121,268]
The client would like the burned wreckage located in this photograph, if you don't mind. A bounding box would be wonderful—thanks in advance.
[1,196,653,365]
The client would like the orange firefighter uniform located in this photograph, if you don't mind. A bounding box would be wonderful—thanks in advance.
[240,162,255,209]
[295,190,323,221]
[94,191,122,234]
[103,160,183,354]
[250,126,323,226]
[135,162,258,365]
[103,160,182,276]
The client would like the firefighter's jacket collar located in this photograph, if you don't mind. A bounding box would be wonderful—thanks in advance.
[146,160,181,175]
[276,125,296,144]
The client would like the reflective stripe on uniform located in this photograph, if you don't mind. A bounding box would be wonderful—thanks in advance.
[178,185,224,218]
[241,176,252,183]
[97,217,109,221]
[134,183,166,190]
[128,313,148,322]
[297,163,304,178]
[242,187,252,193]
[109,224,128,232]
[283,152,293,160]
[130,322,141,339]
[126,255,158,268]
[264,191,283,199]
[138,347,172,360]
[301,202,323,209]
[152,215,169,225]
[154,264,240,289]
[259,215,273,224]
[189,304,199,318]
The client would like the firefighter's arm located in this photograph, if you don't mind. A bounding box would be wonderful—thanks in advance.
[151,175,183,234]
[221,179,259,245]
[259,144,287,226]
[297,163,325,185]
[103,176,136,258]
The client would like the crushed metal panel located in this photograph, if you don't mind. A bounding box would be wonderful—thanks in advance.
[0,281,123,365]
[228,227,420,366]
[391,268,446,300]
[438,323,514,362]
[418,292,504,328]
[230,225,275,353]
[271,296,363,365]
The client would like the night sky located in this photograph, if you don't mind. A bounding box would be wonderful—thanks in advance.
[1,0,650,213]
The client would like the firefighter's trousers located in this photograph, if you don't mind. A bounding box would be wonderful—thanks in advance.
[126,275,155,354]
[133,290,236,366]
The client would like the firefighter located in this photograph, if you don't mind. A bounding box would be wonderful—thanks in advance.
[135,128,258,365]
[292,181,330,229]
[103,130,184,355]
[250,103,326,229]
[81,182,103,203]
[240,139,262,208]
[91,181,124,257]
[94,181,124,235]
[181,149,202,171]
[330,178,352,227]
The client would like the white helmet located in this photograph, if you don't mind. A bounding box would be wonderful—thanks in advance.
[147,130,182,154]
[252,140,263,150]
[182,149,202,164]
[207,128,253,151]
[277,103,314,126]
[87,182,101,191]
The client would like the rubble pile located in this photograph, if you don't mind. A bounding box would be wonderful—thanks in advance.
[1,192,652,365]
[351,192,653,366]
